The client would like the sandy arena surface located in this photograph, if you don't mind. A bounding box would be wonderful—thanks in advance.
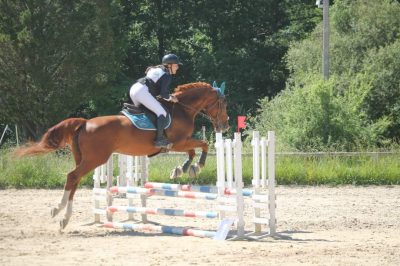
[0,186,399,266]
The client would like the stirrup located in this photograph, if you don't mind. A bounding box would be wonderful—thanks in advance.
[154,139,172,149]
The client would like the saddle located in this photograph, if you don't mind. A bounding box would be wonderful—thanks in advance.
[121,103,171,131]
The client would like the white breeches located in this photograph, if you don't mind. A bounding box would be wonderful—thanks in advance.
[129,83,167,117]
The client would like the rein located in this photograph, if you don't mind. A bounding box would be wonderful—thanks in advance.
[175,97,224,124]
[175,101,214,122]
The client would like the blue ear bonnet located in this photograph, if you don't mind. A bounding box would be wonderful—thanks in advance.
[212,81,226,96]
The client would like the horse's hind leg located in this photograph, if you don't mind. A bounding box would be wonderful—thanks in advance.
[51,131,83,221]
[170,139,209,179]
[51,161,96,229]
[170,149,195,179]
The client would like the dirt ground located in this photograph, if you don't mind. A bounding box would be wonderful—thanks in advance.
[0,186,399,266]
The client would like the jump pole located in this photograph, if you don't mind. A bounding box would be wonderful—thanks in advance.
[104,222,217,238]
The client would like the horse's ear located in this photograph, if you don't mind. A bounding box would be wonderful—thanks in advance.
[212,81,217,88]
[220,81,226,95]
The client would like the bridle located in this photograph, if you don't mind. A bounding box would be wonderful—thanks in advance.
[175,95,226,126]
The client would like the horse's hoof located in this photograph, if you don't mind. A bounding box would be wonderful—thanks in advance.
[59,218,69,230]
[51,208,59,218]
[188,164,201,178]
[170,167,183,179]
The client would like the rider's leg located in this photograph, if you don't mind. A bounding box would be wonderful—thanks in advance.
[130,85,171,148]
[154,114,171,148]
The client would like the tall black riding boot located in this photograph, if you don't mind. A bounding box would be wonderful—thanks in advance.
[154,115,172,149]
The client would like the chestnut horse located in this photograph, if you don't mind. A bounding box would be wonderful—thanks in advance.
[15,82,229,229]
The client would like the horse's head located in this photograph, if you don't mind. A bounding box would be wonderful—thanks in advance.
[205,81,229,133]
[173,82,230,133]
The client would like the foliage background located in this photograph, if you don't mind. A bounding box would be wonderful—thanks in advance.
[0,0,320,141]
[250,0,400,151]
[0,0,399,152]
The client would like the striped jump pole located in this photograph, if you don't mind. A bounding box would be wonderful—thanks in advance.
[107,206,219,219]
[109,186,219,200]
[104,222,217,238]
[144,182,253,197]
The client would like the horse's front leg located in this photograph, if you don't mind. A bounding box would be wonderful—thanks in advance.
[170,139,208,179]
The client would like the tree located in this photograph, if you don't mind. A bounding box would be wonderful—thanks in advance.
[0,0,323,140]
[0,0,126,139]
[357,39,400,139]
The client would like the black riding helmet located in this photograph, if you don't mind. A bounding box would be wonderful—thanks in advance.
[162,54,183,65]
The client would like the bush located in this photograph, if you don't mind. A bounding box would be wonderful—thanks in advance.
[249,76,388,151]
[281,0,400,145]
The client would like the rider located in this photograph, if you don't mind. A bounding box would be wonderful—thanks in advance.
[127,54,182,149]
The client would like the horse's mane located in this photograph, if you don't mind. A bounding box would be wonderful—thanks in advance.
[173,82,213,95]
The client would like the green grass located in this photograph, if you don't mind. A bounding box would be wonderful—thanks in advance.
[0,149,93,189]
[276,155,400,185]
[1,149,399,189]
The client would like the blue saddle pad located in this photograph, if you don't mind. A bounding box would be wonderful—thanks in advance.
[121,110,171,131]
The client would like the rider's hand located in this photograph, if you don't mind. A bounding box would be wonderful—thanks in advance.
[167,95,179,103]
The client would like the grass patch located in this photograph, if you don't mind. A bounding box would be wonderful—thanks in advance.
[276,155,400,185]
[0,149,93,189]
[150,153,400,186]
[1,149,399,188]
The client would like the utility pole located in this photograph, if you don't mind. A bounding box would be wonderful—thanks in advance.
[316,0,330,80]
[322,0,330,80]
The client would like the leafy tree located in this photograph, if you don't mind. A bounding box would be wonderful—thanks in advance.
[0,0,126,139]
[287,0,400,80]
[0,0,323,140]
[186,0,320,121]
[357,39,400,139]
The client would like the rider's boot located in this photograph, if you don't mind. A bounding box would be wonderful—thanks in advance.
[154,115,172,149]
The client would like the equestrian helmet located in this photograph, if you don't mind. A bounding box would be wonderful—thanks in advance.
[162,54,183,65]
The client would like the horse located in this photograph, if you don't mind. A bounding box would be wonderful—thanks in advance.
[14,82,229,229]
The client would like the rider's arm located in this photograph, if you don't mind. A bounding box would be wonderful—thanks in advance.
[158,73,172,99]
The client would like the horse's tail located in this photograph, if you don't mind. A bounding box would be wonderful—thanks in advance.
[14,118,87,157]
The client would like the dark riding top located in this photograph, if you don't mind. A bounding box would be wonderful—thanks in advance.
[127,66,172,104]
